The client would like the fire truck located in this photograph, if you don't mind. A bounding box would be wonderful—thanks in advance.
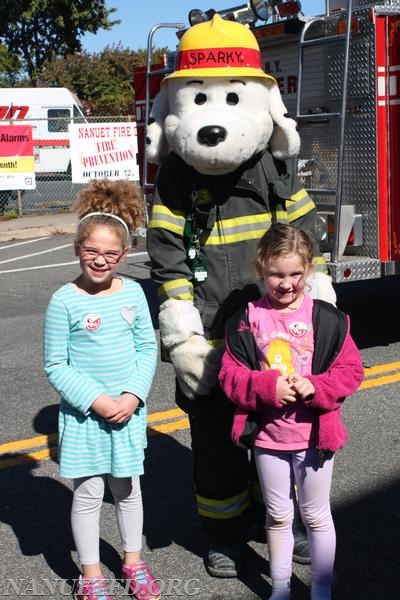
[133,0,400,283]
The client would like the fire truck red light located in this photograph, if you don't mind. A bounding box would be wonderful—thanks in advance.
[343,268,352,279]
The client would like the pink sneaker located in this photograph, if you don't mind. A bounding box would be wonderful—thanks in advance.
[122,562,161,599]
[73,575,112,599]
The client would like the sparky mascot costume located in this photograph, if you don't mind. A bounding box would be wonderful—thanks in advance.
[146,14,336,578]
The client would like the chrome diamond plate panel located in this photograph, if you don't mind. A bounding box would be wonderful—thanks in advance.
[297,7,380,275]
[326,257,381,282]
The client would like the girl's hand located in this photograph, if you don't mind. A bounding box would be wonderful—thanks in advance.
[288,374,315,400]
[106,393,140,424]
[276,375,297,405]
[91,394,119,419]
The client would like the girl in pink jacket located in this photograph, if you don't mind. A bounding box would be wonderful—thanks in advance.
[219,223,364,600]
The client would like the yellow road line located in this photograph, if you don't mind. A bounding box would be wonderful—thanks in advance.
[0,409,188,470]
[0,447,58,469]
[359,371,400,389]
[147,407,185,422]
[148,417,190,435]
[363,361,400,377]
[0,432,58,454]
[1,359,399,470]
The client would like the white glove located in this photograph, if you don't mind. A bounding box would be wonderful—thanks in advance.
[306,272,337,306]
[158,298,204,347]
[169,335,224,399]
[158,298,223,398]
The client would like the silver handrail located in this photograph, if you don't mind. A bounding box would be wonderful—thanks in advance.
[296,0,354,263]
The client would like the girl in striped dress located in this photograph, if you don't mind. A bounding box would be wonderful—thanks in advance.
[43,180,160,600]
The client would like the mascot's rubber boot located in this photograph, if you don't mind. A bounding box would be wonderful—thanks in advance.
[205,542,243,578]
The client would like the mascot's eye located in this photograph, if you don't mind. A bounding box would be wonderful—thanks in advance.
[226,93,239,106]
[195,93,207,105]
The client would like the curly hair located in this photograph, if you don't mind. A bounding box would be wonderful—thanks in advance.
[75,179,145,245]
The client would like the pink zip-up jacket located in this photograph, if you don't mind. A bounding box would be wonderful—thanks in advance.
[219,300,364,452]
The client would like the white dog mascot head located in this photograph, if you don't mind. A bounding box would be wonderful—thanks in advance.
[146,14,300,175]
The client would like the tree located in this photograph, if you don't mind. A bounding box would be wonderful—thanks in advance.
[0,0,119,85]
[0,44,21,86]
[38,45,167,116]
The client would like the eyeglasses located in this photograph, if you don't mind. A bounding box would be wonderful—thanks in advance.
[79,245,124,264]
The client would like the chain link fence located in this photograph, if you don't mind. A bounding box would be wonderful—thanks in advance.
[0,115,138,216]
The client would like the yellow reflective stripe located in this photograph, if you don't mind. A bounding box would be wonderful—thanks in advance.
[158,279,194,302]
[286,192,316,222]
[290,188,310,202]
[206,213,272,245]
[271,209,289,223]
[207,338,225,348]
[148,204,185,235]
[197,489,250,519]
[312,255,328,274]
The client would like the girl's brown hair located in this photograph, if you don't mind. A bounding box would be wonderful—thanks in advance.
[255,223,314,277]
[74,179,145,246]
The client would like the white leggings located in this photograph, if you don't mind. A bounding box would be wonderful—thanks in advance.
[254,447,336,587]
[71,474,143,566]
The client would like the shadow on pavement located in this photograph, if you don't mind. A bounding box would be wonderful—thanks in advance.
[333,478,400,600]
[0,404,123,582]
[1,402,398,599]
[336,275,400,349]
[142,430,203,555]
[0,457,80,582]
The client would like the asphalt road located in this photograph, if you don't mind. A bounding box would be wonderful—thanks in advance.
[0,234,399,599]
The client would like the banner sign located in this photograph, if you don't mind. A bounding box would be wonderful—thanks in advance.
[0,124,36,190]
[69,122,139,183]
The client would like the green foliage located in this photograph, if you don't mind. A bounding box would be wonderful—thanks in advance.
[0,44,21,86]
[39,45,167,115]
[0,1,172,115]
[0,0,118,84]
[2,209,19,219]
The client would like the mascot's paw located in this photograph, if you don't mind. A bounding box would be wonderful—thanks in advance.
[307,272,337,306]
[169,335,224,399]
[159,298,204,348]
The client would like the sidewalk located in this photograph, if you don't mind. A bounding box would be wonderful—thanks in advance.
[0,212,77,242]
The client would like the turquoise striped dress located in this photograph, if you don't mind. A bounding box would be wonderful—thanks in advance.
[43,278,158,479]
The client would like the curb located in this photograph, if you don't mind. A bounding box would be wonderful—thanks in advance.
[0,223,76,243]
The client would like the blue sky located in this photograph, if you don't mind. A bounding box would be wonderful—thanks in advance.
[82,0,326,53]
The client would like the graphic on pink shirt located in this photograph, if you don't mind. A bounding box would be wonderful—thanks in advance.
[248,294,317,449]
[266,338,295,376]
[250,297,314,376]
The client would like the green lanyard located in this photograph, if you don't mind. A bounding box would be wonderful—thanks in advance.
[184,191,208,283]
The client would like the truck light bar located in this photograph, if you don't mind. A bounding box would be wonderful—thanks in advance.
[188,2,273,27]
[275,0,302,18]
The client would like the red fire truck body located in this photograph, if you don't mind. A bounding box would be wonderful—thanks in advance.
[134,0,400,283]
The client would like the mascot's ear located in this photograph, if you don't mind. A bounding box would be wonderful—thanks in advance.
[146,85,170,164]
[267,82,301,160]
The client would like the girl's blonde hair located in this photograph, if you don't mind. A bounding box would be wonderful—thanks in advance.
[74,179,145,246]
[255,223,314,277]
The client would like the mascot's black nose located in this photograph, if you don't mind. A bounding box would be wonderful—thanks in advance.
[197,125,226,147]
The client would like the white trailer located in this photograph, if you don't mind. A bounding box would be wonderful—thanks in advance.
[0,87,86,175]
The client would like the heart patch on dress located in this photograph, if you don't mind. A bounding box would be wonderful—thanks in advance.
[120,305,135,325]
